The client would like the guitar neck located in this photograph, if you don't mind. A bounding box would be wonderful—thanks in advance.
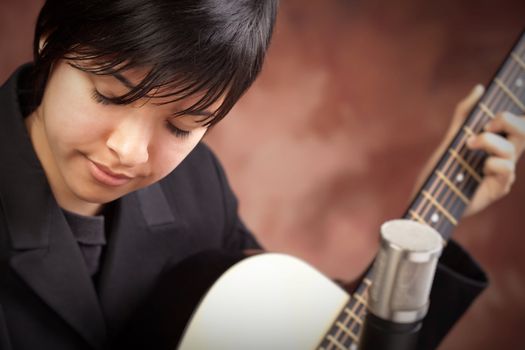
[317,29,525,350]
[404,30,525,241]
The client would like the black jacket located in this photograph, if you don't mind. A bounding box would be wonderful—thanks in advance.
[0,65,258,350]
[0,65,487,350]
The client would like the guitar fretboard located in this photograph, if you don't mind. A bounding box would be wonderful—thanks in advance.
[317,30,525,350]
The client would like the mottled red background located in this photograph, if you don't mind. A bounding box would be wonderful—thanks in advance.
[1,1,524,348]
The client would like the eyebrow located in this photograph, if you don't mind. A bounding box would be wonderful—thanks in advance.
[68,62,136,89]
[111,71,136,90]
[187,110,212,117]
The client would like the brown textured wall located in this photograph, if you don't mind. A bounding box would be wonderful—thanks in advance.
[1,0,524,348]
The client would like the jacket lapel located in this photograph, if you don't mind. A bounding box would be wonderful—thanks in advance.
[8,207,108,350]
[0,66,107,350]
[97,183,184,338]
[3,172,108,350]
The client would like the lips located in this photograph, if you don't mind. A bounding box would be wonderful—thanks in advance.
[88,159,134,187]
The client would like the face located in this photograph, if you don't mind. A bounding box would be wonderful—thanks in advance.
[26,59,213,215]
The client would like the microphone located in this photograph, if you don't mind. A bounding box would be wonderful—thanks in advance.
[358,219,443,350]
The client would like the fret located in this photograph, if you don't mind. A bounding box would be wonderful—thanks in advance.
[352,299,366,315]
[494,78,525,112]
[326,335,347,350]
[422,191,458,225]
[463,125,476,138]
[343,308,363,325]
[508,56,525,93]
[354,276,372,296]
[509,64,525,103]
[448,149,483,183]
[435,170,470,205]
[444,179,468,216]
[478,102,496,119]
[409,210,427,225]
[336,321,360,343]
[352,292,368,307]
[512,52,525,70]
[448,155,482,206]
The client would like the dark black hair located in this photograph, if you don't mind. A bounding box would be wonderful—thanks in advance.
[33,0,278,125]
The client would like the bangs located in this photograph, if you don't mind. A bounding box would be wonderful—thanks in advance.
[67,52,238,125]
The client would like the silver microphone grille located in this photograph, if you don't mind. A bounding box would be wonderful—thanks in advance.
[368,219,443,323]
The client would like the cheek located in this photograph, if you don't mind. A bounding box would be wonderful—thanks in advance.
[39,62,117,154]
[42,87,112,152]
[149,131,206,180]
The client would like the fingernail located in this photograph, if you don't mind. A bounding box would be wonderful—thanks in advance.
[484,122,492,131]
[467,137,475,147]
[473,84,484,95]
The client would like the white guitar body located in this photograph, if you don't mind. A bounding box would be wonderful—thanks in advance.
[178,253,350,350]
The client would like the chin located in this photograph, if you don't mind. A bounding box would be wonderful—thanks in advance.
[71,183,130,205]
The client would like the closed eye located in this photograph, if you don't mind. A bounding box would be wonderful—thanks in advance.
[91,89,113,105]
[92,88,192,139]
[165,122,191,138]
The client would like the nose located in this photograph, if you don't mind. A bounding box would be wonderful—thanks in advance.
[106,115,151,167]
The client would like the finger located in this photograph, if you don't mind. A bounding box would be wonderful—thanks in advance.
[483,157,516,194]
[485,112,525,151]
[453,84,485,124]
[483,156,516,177]
[467,132,517,160]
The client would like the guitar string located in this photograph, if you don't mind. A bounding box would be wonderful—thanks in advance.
[322,276,369,349]
[415,34,525,236]
[419,51,520,232]
[413,42,523,237]
[433,38,525,235]
[441,34,525,228]
[444,50,525,228]
[321,36,525,350]
[450,34,525,224]
[325,280,369,349]
[444,46,525,227]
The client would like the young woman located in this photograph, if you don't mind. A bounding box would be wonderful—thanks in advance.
[0,1,523,349]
